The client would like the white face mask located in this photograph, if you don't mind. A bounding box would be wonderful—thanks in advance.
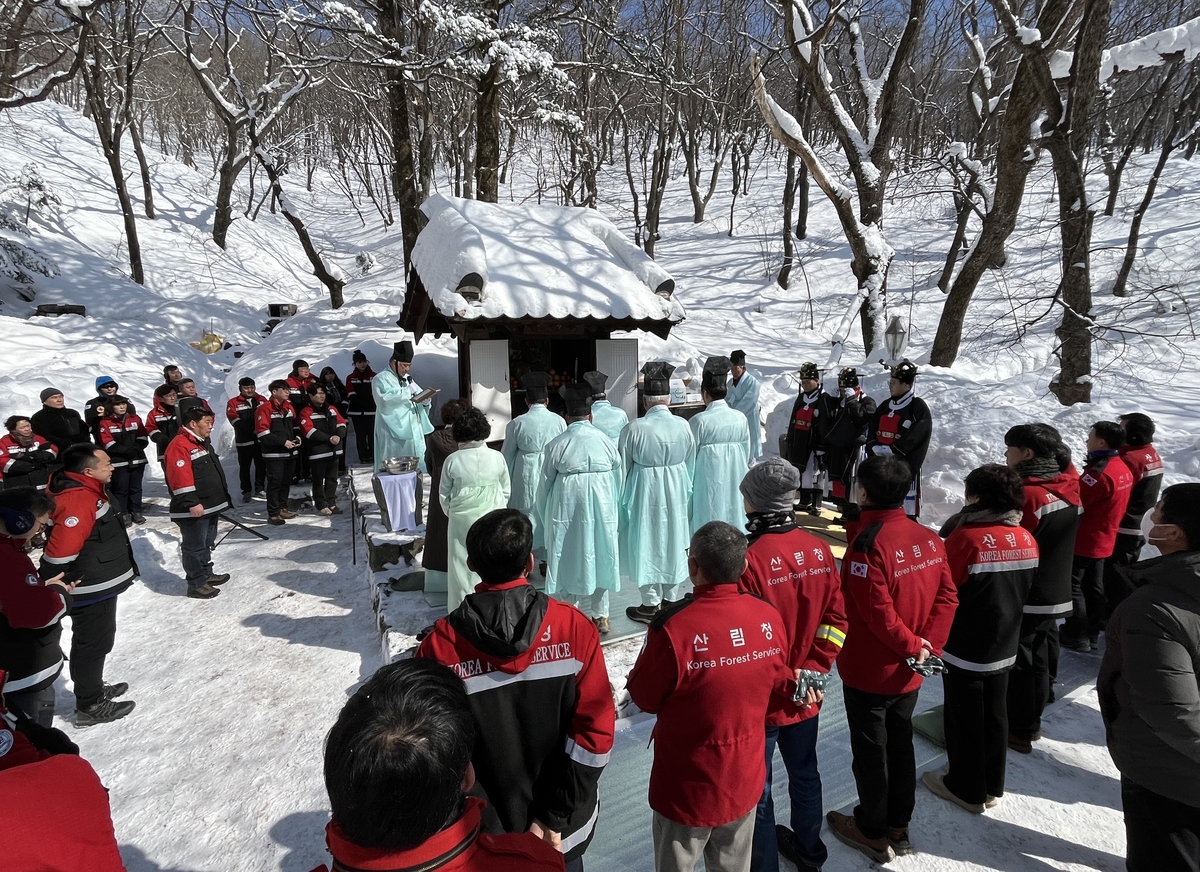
[1140,512,1162,560]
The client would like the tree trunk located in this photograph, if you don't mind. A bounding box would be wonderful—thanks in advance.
[213,121,245,249]
[778,150,797,288]
[475,60,500,202]
[127,106,155,219]
[1104,60,1179,217]
[643,104,677,258]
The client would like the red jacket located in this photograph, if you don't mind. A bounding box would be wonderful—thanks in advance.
[287,375,316,411]
[42,471,136,602]
[0,432,57,489]
[739,523,846,725]
[0,538,70,696]
[1075,452,1134,559]
[255,399,300,459]
[1117,443,1164,535]
[1018,473,1080,617]
[309,797,564,872]
[0,753,127,871]
[98,413,150,468]
[626,584,793,828]
[837,507,958,695]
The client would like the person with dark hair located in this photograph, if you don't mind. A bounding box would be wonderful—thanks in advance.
[256,380,301,525]
[165,407,232,599]
[583,370,629,442]
[176,378,212,415]
[827,454,957,862]
[737,458,845,872]
[344,350,377,464]
[538,383,622,632]
[1106,413,1165,611]
[162,365,183,387]
[31,388,89,455]
[1099,483,1200,872]
[1002,422,1081,753]
[439,408,510,612]
[502,372,566,565]
[727,349,763,460]
[82,376,135,444]
[146,384,180,469]
[226,377,266,502]
[97,395,149,526]
[418,509,614,871]
[423,400,466,600]
[785,363,833,514]
[821,367,877,509]
[0,487,74,726]
[373,341,434,472]
[286,359,316,413]
[865,360,932,518]
[924,464,1038,815]
[301,384,348,516]
[0,416,58,491]
[40,445,136,726]
[1062,422,1134,651]
[690,356,750,532]
[628,521,794,872]
[315,657,565,872]
[319,366,348,472]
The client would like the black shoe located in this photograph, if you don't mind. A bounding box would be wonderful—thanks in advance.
[207,573,231,586]
[76,698,135,726]
[242,491,253,503]
[131,512,146,524]
[776,824,822,871]
[120,513,133,528]
[188,583,220,599]
[1089,634,1100,651]
[268,516,285,526]
[254,488,266,498]
[626,604,659,624]
[102,682,129,700]
[1059,633,1091,652]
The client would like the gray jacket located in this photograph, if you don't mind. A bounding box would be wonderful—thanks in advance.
[1098,551,1200,807]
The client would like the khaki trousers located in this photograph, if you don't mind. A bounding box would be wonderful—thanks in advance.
[652,809,755,872]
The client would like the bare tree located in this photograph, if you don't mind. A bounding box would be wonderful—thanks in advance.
[0,0,87,107]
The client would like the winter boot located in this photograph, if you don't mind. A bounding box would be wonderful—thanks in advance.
[188,583,220,599]
[207,573,231,586]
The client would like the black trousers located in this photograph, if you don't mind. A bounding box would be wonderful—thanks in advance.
[1105,533,1145,618]
[943,668,1009,804]
[265,457,295,517]
[352,414,375,464]
[843,686,918,839]
[236,443,265,496]
[1064,555,1106,639]
[70,596,118,710]
[110,464,145,514]
[6,683,55,727]
[1123,777,1200,872]
[309,456,340,509]
[1008,614,1058,740]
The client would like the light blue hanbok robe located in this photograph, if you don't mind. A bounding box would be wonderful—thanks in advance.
[538,421,622,598]
[689,399,750,532]
[501,403,566,557]
[727,370,763,460]
[439,441,511,612]
[618,404,695,591]
[590,400,629,443]
[373,370,434,472]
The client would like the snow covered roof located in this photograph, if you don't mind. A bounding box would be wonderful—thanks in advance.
[404,195,685,337]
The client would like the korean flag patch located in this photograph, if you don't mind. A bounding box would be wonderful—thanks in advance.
[850,561,869,578]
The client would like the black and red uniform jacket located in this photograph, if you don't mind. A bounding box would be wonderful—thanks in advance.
[865,390,932,473]
[785,389,833,470]
[98,413,149,469]
[739,519,846,726]
[1075,451,1134,559]
[344,368,377,417]
[146,399,179,461]
[0,433,57,490]
[821,389,877,498]
[256,400,300,461]
[84,395,136,443]
[309,797,565,872]
[626,584,793,828]
[1117,443,1164,537]
[417,579,614,863]
[164,427,232,520]
[837,507,958,696]
[226,393,267,448]
[287,375,317,413]
[942,514,1038,674]
[0,536,70,698]
[1018,472,1080,618]
[300,403,348,461]
[40,471,136,607]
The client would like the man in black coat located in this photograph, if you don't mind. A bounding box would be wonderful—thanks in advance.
[865,360,932,518]
[785,362,834,514]
[1099,482,1200,872]
[31,388,90,455]
[821,367,877,510]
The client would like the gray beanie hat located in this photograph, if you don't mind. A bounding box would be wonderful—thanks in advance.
[40,387,63,402]
[740,456,801,513]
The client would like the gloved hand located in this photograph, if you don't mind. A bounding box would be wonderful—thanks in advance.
[15,712,79,756]
[842,387,856,399]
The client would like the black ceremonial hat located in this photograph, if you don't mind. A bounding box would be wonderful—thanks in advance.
[798,362,819,380]
[641,361,674,396]
[582,370,608,398]
[392,340,414,363]
[730,349,746,365]
[891,359,917,384]
[838,367,859,388]
[559,382,593,417]
[521,371,551,403]
[701,356,731,393]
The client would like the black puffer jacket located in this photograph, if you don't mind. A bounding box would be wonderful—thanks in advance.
[1098,551,1200,806]
[31,406,90,454]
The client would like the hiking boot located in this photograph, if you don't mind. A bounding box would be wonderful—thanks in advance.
[188,583,220,599]
[922,770,985,814]
[888,827,913,856]
[268,516,285,526]
[594,617,611,635]
[207,573,231,586]
[76,698,135,726]
[826,811,893,864]
[131,513,146,524]
[102,682,129,700]
[318,507,333,516]
[279,509,297,519]
[626,604,660,625]
[776,825,821,870]
[120,513,133,528]
[1008,733,1033,754]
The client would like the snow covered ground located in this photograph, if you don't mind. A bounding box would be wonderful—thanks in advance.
[0,99,1189,869]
